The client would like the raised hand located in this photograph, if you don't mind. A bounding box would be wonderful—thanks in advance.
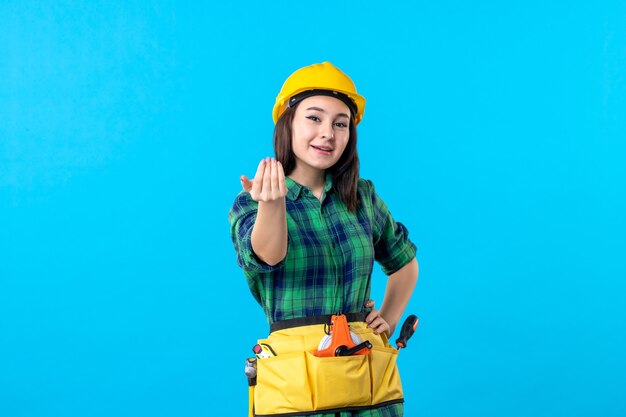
[240,157,287,202]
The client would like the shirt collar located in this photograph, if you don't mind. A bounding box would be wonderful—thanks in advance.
[285,172,334,201]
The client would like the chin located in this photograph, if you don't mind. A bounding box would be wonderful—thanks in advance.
[295,152,340,172]
[311,160,337,170]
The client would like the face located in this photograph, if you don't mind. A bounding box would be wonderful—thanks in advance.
[290,95,351,174]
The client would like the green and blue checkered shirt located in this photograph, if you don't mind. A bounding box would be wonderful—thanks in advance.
[228,174,417,325]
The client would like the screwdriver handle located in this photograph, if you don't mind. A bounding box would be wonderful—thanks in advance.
[395,315,419,349]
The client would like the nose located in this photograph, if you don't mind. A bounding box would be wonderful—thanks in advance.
[320,122,334,139]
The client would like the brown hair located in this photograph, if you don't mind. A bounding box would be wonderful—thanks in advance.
[274,104,360,212]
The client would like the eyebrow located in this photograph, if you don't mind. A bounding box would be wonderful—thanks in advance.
[306,107,350,119]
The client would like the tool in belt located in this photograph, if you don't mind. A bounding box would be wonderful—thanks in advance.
[244,313,419,417]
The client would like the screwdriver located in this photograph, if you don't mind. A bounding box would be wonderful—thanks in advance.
[395,314,419,350]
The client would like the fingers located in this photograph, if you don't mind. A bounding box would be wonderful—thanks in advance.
[254,158,266,181]
[240,175,253,192]
[365,299,390,335]
[277,161,287,196]
[247,157,287,202]
[368,317,390,335]
[262,157,271,198]
[270,158,279,197]
[251,159,266,199]
[365,308,378,327]
[270,158,287,199]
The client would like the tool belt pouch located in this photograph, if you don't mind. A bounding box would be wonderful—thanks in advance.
[253,328,403,416]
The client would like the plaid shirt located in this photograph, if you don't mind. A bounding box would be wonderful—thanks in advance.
[228,174,417,325]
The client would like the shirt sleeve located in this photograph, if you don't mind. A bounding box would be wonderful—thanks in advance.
[228,191,285,273]
[365,180,417,275]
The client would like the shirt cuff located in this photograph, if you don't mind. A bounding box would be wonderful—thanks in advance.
[238,234,286,273]
[380,241,417,276]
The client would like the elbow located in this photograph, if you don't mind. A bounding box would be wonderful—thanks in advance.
[256,247,287,267]
[263,256,285,267]
[250,228,288,267]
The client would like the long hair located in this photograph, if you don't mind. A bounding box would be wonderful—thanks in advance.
[274,104,360,212]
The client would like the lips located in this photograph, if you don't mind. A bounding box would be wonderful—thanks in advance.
[311,145,334,152]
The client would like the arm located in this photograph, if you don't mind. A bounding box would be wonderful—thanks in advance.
[379,257,419,336]
[366,257,419,337]
[241,158,288,266]
[251,199,287,265]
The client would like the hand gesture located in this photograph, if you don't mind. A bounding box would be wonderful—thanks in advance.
[364,299,392,337]
[240,157,287,202]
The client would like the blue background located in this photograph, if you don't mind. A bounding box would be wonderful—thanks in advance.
[1,1,625,416]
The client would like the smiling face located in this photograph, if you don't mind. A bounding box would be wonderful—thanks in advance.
[290,95,352,176]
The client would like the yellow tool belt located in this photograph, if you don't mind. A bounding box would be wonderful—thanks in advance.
[251,316,403,416]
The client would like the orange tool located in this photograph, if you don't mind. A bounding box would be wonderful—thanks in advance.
[312,314,372,357]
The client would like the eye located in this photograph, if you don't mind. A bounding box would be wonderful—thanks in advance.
[335,122,348,128]
[306,116,320,122]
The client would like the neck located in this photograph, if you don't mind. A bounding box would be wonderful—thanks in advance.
[288,165,326,191]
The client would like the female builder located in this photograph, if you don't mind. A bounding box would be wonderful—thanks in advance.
[228,62,419,417]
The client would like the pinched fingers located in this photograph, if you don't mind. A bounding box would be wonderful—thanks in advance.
[270,158,280,198]
[248,157,287,202]
[262,157,272,199]
[248,158,267,200]
[268,158,285,200]
[277,161,287,196]
[262,158,287,200]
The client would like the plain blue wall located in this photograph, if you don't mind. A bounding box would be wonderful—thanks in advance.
[1,1,625,416]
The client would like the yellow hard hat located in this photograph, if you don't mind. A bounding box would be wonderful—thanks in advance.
[272,62,366,125]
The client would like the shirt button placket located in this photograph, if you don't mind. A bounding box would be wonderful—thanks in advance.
[319,203,342,313]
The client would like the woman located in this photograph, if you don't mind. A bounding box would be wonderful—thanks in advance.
[229,62,419,417]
